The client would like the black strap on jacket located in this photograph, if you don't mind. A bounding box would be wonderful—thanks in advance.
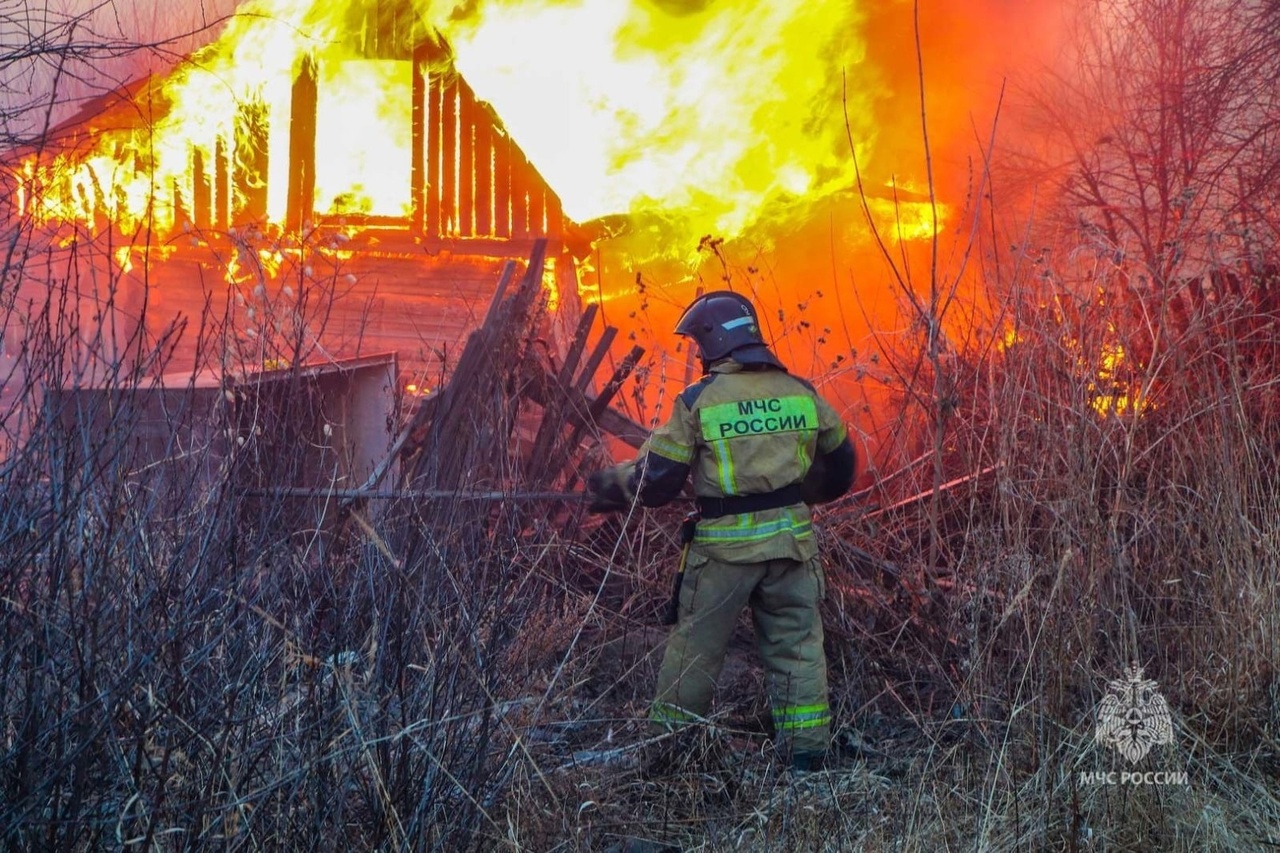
[697,484,804,519]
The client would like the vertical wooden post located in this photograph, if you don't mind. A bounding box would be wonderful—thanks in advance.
[426,71,442,239]
[458,78,475,237]
[441,74,458,237]
[172,177,189,233]
[193,146,211,230]
[511,147,530,238]
[474,104,492,236]
[545,190,563,241]
[287,55,317,233]
[528,183,545,237]
[411,46,427,237]
[215,136,230,231]
[494,125,511,239]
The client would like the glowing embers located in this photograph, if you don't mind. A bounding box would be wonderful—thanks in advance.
[999,321,1149,418]
[1090,338,1148,417]
[19,148,159,233]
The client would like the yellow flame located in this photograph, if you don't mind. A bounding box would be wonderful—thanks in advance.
[1090,340,1149,416]
[17,0,916,251]
[441,0,870,235]
[114,247,134,275]
[863,197,948,244]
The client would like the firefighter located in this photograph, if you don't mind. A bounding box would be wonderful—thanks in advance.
[587,291,856,771]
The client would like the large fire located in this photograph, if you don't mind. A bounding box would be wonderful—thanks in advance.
[13,0,956,249]
[9,0,1074,461]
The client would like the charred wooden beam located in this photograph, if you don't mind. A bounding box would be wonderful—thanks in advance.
[458,77,475,237]
[425,69,442,238]
[524,303,599,483]
[474,103,492,235]
[411,46,427,237]
[529,185,545,236]
[286,55,318,233]
[575,326,617,393]
[215,137,230,230]
[192,146,211,230]
[554,343,648,488]
[511,146,530,238]
[545,189,563,241]
[584,345,645,427]
[441,74,458,236]
[519,359,647,450]
[402,241,547,489]
[494,124,511,239]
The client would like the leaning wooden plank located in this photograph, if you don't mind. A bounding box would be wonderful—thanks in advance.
[584,344,645,422]
[480,260,519,330]
[591,406,648,449]
[401,261,519,487]
[520,360,648,449]
[552,345,645,484]
[343,393,438,508]
[426,239,547,489]
[558,302,598,384]
[525,304,598,483]
[573,325,617,393]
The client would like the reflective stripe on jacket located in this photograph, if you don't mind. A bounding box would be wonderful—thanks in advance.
[635,361,847,564]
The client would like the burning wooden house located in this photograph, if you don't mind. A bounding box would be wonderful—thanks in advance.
[1,1,585,392]
[0,0,662,529]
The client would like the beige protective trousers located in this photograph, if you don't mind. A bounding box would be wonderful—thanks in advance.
[650,553,832,756]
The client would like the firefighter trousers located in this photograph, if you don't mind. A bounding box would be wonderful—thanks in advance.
[650,552,831,756]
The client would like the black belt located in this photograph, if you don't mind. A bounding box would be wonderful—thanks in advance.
[696,484,804,519]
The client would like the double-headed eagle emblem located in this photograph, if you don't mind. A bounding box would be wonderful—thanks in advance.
[1096,665,1174,764]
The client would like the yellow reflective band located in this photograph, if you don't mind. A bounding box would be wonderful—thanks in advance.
[648,434,693,464]
[699,396,819,441]
[773,703,830,719]
[775,716,831,731]
[710,439,736,494]
[796,440,811,474]
[773,704,832,730]
[693,511,812,544]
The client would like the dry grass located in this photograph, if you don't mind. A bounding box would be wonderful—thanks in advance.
[3,179,1279,852]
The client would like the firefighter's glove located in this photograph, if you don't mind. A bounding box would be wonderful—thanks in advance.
[586,466,633,513]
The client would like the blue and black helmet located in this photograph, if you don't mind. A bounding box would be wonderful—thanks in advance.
[674,291,767,362]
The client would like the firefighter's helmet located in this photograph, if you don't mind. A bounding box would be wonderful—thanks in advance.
[674,291,766,362]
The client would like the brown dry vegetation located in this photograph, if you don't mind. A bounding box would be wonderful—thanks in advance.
[4,1,1280,851]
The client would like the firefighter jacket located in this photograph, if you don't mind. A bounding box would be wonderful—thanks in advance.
[624,359,854,564]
